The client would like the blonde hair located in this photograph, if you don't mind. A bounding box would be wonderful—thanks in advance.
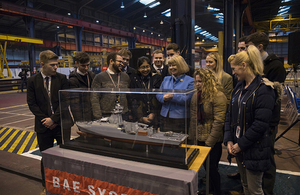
[194,68,224,103]
[228,45,263,75]
[39,50,58,64]
[168,55,190,75]
[206,52,223,81]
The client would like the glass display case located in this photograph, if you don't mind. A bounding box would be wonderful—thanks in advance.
[59,88,199,169]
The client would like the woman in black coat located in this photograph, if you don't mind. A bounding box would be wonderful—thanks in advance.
[224,45,276,195]
[129,56,162,127]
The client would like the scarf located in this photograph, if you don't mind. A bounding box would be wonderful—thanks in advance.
[197,91,205,125]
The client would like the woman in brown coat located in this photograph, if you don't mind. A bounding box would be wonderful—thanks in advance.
[189,68,227,195]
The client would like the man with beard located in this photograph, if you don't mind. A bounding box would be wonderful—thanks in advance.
[118,48,137,76]
[151,49,169,79]
[91,52,130,119]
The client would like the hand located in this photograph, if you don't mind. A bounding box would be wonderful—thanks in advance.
[227,141,235,156]
[232,143,241,154]
[142,117,151,124]
[49,123,58,130]
[41,118,54,129]
[163,94,173,101]
[147,113,155,121]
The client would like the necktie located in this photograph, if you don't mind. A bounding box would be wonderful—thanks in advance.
[158,69,162,73]
[45,76,49,91]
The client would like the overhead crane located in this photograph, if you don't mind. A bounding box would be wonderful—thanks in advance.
[254,15,300,33]
[0,34,43,79]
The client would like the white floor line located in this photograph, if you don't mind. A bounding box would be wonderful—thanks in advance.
[1,117,34,126]
[220,161,300,176]
[0,111,34,116]
[21,147,41,160]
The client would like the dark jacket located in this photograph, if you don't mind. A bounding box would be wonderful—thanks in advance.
[150,64,170,79]
[125,66,137,77]
[69,70,95,88]
[224,75,275,172]
[69,70,96,121]
[129,73,162,124]
[27,72,71,133]
[263,53,286,83]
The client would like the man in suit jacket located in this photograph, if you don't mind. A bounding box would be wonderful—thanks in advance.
[118,48,137,76]
[27,50,69,195]
[151,49,169,79]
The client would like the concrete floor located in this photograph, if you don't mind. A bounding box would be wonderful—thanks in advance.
[0,90,299,195]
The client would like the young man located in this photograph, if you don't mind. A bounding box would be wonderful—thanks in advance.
[69,51,96,121]
[166,43,194,77]
[246,31,286,195]
[69,51,95,89]
[151,49,169,79]
[118,48,137,76]
[91,52,130,119]
[237,36,247,53]
[27,50,69,195]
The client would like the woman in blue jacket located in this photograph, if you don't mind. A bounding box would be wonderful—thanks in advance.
[224,45,276,195]
[156,55,194,133]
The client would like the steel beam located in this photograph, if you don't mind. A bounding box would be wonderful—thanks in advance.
[223,0,234,74]
[171,0,195,67]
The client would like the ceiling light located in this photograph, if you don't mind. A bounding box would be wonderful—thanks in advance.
[158,34,160,37]
[57,26,60,29]
[143,30,145,32]
[144,13,147,18]
[197,37,199,40]
[133,27,136,30]
[121,1,125,9]
[151,32,153,34]
[202,39,205,42]
[96,20,99,23]
[68,12,71,16]
[160,20,163,25]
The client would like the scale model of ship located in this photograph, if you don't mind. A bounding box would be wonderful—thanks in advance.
[76,103,188,146]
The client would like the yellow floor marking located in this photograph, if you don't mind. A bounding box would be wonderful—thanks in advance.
[0,128,13,142]
[0,129,19,150]
[0,127,6,134]
[7,131,27,153]
[29,137,38,151]
[16,132,34,154]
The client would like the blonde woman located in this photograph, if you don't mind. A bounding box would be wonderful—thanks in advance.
[156,55,194,133]
[206,52,233,104]
[224,45,276,195]
[190,68,227,195]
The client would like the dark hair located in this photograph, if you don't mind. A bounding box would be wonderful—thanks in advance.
[118,49,132,58]
[245,32,269,51]
[166,43,180,52]
[75,51,90,64]
[107,52,119,65]
[239,36,247,43]
[137,56,150,67]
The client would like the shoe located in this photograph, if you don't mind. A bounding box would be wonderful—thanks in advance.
[227,172,241,179]
[40,187,46,195]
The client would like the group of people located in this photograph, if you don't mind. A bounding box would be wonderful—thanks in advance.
[27,34,286,195]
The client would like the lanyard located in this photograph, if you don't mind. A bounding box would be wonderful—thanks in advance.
[106,71,120,88]
[237,90,245,124]
[142,80,150,89]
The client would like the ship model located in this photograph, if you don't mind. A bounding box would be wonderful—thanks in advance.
[76,103,188,146]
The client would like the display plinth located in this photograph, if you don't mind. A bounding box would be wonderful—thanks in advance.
[43,146,199,195]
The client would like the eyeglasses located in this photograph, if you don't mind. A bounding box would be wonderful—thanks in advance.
[116,60,123,64]
[238,47,246,51]
[139,65,150,70]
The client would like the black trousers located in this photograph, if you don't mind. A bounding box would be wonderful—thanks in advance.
[198,141,222,195]
[36,126,62,187]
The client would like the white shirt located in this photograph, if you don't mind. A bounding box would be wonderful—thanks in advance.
[153,64,164,72]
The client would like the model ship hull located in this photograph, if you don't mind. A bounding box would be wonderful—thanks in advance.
[76,121,188,146]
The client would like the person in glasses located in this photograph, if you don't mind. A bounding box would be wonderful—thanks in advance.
[129,56,162,126]
[91,52,130,119]
[238,36,247,53]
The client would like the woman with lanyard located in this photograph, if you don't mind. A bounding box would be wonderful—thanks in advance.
[189,68,227,195]
[224,45,276,195]
[129,56,162,127]
[156,55,194,133]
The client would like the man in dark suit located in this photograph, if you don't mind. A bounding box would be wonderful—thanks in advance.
[166,43,195,77]
[118,48,137,76]
[27,50,69,195]
[151,49,169,79]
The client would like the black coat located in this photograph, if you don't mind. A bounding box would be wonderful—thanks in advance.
[27,72,71,133]
[263,53,286,83]
[69,70,95,88]
[224,75,275,172]
[150,64,170,79]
